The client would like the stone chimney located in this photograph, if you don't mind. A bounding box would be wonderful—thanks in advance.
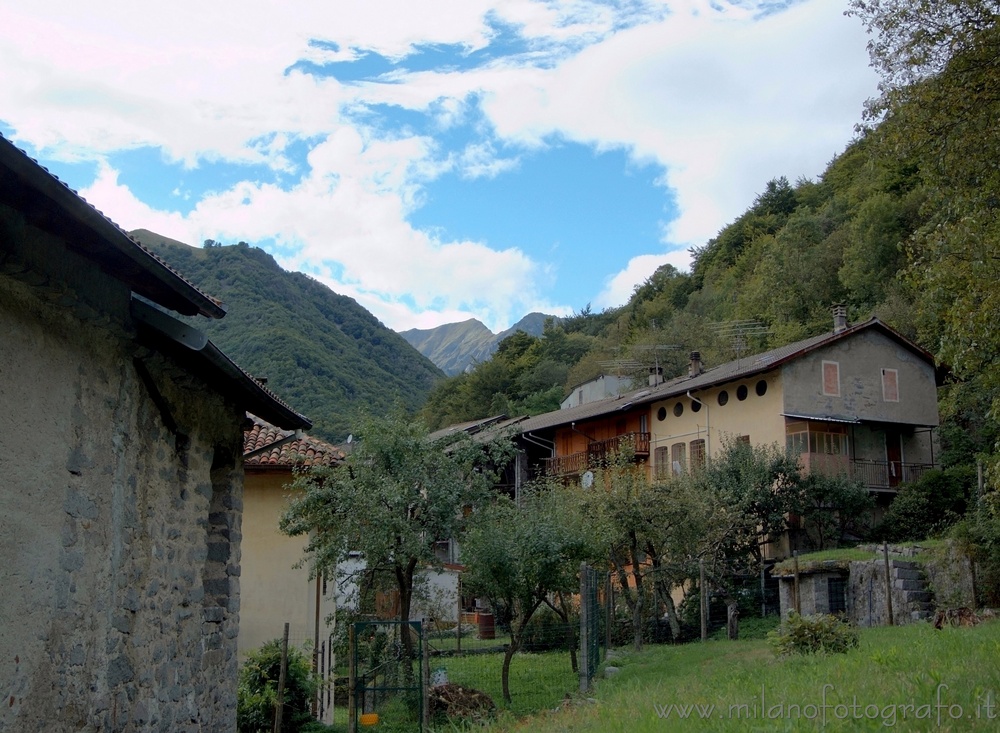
[649,366,664,387]
[833,304,848,334]
[689,351,703,377]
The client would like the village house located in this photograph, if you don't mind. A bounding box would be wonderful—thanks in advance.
[0,135,310,732]
[513,307,942,556]
[239,416,344,658]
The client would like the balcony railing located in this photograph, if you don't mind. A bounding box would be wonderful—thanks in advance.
[543,432,650,476]
[849,459,934,490]
[798,452,934,491]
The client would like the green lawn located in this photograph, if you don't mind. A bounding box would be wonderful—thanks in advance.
[477,621,1000,732]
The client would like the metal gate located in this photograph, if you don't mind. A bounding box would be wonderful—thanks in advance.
[349,620,426,732]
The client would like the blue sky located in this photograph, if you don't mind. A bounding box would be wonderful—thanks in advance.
[0,0,877,332]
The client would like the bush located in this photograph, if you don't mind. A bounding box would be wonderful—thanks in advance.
[520,608,575,652]
[767,613,859,656]
[237,640,318,733]
[874,467,973,541]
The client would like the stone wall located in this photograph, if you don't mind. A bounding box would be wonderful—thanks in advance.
[1,215,245,731]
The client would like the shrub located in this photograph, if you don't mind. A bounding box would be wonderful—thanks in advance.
[520,608,575,652]
[237,640,318,733]
[874,467,973,541]
[767,612,859,656]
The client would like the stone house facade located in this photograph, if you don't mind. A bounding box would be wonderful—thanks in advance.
[0,135,310,732]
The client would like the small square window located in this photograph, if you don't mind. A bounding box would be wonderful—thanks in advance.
[822,361,840,397]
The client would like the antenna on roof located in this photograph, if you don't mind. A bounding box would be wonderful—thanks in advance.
[710,320,771,369]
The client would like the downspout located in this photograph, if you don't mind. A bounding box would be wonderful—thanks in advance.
[686,391,709,464]
[571,422,598,443]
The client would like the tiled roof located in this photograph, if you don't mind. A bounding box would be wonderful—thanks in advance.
[243,415,344,468]
[518,318,935,433]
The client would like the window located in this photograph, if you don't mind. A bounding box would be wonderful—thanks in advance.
[691,399,701,413]
[671,442,686,475]
[737,435,750,444]
[822,361,840,396]
[756,379,768,396]
[736,384,748,401]
[787,431,808,454]
[654,446,670,479]
[690,439,706,470]
[673,402,684,417]
[639,413,648,433]
[718,390,729,406]
[657,406,667,421]
[828,577,847,615]
[882,368,899,402]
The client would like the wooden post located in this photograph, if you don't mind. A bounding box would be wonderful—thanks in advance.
[422,623,431,731]
[348,625,356,733]
[699,559,707,641]
[883,542,895,626]
[793,551,800,615]
[312,576,321,718]
[273,622,289,733]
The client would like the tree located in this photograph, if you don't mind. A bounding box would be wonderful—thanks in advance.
[848,0,1000,476]
[280,411,513,656]
[460,483,605,703]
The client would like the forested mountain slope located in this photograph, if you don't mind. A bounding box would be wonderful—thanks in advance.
[133,230,443,442]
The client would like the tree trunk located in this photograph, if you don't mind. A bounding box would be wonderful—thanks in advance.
[725,595,739,641]
[396,558,418,680]
[630,531,644,652]
[658,579,681,640]
[501,600,541,704]
[552,593,578,673]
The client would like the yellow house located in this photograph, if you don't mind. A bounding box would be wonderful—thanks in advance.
[516,310,941,531]
[239,415,345,658]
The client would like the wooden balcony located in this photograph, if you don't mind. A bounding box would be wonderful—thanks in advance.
[543,432,650,476]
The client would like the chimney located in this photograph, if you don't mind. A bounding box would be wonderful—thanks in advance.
[832,304,848,334]
[689,351,703,377]
[649,366,664,387]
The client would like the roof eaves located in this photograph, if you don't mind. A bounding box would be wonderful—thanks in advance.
[0,135,226,319]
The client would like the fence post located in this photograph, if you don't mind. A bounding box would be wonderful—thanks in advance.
[793,551,800,615]
[456,576,462,654]
[273,622,289,733]
[348,624,356,733]
[699,560,707,641]
[605,573,613,652]
[579,562,590,693]
[422,622,430,732]
[883,542,894,626]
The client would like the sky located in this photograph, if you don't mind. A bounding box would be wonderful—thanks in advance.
[0,0,878,333]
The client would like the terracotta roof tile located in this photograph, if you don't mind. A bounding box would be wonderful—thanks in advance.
[243,414,345,468]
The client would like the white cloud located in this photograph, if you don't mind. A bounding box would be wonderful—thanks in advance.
[1,0,877,332]
[594,248,693,310]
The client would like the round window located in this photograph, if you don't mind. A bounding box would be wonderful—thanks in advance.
[673,402,684,417]
[657,406,667,421]
[691,400,702,413]
[736,384,748,401]
[756,379,768,396]
[718,390,729,406]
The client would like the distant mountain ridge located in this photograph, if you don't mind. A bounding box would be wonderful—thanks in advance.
[131,229,444,442]
[400,312,556,375]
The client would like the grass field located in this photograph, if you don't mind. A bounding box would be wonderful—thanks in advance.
[479,621,1000,732]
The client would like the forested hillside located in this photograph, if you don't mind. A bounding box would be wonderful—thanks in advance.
[133,230,443,442]
[422,0,1000,493]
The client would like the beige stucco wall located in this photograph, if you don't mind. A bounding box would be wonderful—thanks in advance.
[239,473,337,658]
[1,212,245,732]
[649,371,786,471]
